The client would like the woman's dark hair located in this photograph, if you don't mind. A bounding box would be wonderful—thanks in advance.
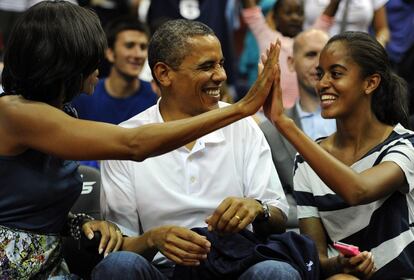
[326,31,409,127]
[1,0,107,103]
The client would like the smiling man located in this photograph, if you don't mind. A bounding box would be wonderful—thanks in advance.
[71,16,158,125]
[98,19,299,280]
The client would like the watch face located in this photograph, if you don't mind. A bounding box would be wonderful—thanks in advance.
[255,199,270,222]
[263,203,270,220]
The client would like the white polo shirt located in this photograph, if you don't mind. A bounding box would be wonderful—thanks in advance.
[101,100,288,241]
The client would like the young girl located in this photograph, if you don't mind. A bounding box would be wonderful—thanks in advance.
[265,31,413,279]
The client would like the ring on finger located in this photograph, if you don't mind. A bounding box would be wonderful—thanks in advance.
[234,215,242,222]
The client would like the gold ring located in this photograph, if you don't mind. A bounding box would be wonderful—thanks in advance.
[234,215,241,221]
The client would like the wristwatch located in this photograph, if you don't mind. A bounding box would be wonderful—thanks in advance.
[254,199,270,222]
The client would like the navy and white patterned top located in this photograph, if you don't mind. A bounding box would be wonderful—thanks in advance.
[293,124,414,279]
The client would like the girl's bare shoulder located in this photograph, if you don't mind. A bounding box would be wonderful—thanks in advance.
[318,134,335,152]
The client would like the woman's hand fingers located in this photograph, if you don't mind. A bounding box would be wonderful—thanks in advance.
[83,220,123,256]
[239,39,281,116]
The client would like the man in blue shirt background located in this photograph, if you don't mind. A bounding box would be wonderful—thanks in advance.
[71,16,158,168]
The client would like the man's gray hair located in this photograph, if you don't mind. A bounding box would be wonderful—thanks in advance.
[148,19,215,83]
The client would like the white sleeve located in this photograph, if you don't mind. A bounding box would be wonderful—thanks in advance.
[373,0,388,10]
[293,156,320,219]
[243,118,289,217]
[381,139,414,193]
[100,159,141,236]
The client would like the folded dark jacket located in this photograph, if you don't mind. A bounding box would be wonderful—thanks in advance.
[173,228,319,280]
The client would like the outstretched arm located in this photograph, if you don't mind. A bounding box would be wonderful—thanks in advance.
[323,0,342,17]
[241,0,257,8]
[241,0,280,55]
[373,6,390,46]
[266,110,405,205]
[262,55,407,205]
[312,0,340,32]
[0,42,280,162]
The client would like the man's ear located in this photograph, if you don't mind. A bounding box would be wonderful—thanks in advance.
[153,62,173,87]
[364,73,381,95]
[105,48,115,64]
[287,55,295,72]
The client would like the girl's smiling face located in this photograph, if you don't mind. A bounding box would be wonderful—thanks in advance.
[316,41,372,120]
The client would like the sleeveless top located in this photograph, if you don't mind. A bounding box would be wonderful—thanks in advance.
[0,94,82,234]
[0,149,82,234]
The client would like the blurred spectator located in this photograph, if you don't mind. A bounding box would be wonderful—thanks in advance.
[0,0,28,53]
[304,0,390,46]
[238,0,276,90]
[385,0,414,114]
[78,0,137,27]
[241,0,337,108]
[71,16,158,168]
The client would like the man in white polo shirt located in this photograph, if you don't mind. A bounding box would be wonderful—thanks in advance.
[99,19,298,280]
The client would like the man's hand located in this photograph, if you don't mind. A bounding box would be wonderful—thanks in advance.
[147,226,211,266]
[259,51,285,127]
[205,197,263,234]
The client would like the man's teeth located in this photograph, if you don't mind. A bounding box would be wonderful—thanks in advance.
[321,95,336,101]
[206,89,220,96]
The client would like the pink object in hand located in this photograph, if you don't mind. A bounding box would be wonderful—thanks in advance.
[333,241,361,257]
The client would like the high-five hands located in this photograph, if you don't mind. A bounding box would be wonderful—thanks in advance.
[256,39,289,128]
[239,39,281,116]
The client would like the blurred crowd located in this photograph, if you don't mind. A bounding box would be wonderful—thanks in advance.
[0,0,412,111]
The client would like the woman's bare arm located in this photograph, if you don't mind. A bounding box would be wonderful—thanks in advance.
[0,41,281,162]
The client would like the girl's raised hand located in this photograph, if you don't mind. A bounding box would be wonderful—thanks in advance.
[257,40,287,126]
[239,39,281,116]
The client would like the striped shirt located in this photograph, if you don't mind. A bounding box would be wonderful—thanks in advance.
[293,124,414,279]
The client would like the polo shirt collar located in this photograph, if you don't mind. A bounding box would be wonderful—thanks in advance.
[155,98,225,148]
